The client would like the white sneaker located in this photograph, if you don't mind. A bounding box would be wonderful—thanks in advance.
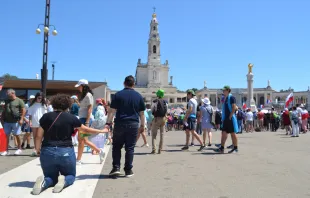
[32,176,45,195]
[1,151,9,156]
[76,160,82,165]
[53,175,65,193]
[141,143,149,148]
[14,149,22,155]
[99,149,106,164]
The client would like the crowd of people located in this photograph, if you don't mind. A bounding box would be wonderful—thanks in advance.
[0,80,111,195]
[0,75,309,195]
[234,104,309,136]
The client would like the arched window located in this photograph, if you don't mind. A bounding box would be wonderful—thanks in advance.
[153,71,157,80]
[259,96,265,105]
[153,45,156,53]
[153,26,156,31]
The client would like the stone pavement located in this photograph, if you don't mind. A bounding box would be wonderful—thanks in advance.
[0,136,36,175]
[1,130,310,198]
[94,130,310,198]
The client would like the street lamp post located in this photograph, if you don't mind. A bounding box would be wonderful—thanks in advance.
[36,0,57,97]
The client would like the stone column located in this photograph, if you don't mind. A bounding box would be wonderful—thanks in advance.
[215,93,218,108]
[256,93,258,106]
[264,93,267,106]
[307,90,310,109]
[247,64,257,112]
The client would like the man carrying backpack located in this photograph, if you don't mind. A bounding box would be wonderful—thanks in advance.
[151,89,168,154]
[236,108,245,133]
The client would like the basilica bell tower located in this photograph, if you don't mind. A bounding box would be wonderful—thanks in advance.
[147,11,161,65]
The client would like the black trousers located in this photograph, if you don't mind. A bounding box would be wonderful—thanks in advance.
[112,123,138,171]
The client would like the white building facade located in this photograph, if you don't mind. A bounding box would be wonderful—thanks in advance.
[111,11,187,106]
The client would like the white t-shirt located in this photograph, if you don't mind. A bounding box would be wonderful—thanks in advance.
[246,111,254,121]
[297,107,303,118]
[78,92,94,118]
[47,105,53,112]
[28,103,47,127]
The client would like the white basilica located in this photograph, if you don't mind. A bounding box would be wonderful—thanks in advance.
[110,11,310,110]
[126,11,187,105]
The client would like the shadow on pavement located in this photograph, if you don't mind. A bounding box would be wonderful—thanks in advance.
[8,181,35,188]
[4,154,36,157]
[76,174,125,180]
[192,152,229,156]
[165,150,184,152]
[165,144,184,147]
[134,152,149,155]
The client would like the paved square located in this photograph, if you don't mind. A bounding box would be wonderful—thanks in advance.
[94,130,310,198]
[1,130,310,198]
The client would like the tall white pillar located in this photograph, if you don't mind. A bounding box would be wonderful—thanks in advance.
[215,93,218,108]
[307,90,310,110]
[247,64,257,112]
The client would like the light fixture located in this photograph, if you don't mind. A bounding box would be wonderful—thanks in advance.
[52,29,58,36]
[44,26,49,33]
[36,28,41,34]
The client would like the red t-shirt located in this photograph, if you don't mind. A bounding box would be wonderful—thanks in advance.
[282,112,291,126]
[257,112,264,120]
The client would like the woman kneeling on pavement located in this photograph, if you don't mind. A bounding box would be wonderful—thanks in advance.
[32,94,108,195]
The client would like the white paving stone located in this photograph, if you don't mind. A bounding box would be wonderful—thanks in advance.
[0,145,110,198]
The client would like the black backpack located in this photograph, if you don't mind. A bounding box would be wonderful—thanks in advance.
[153,99,167,117]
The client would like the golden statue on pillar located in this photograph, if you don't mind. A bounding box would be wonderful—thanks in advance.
[248,63,253,74]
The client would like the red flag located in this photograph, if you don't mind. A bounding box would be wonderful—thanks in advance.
[285,93,294,107]
[0,123,7,152]
[242,103,247,109]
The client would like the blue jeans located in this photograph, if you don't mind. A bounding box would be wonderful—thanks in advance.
[3,122,21,135]
[237,120,243,133]
[40,147,76,189]
[79,118,93,126]
[112,123,138,171]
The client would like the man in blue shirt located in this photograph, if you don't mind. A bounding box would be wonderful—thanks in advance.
[105,75,146,177]
[216,86,239,154]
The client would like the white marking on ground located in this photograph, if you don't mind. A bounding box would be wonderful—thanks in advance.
[0,145,110,198]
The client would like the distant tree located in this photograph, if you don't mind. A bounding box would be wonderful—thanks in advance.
[192,88,198,92]
[1,73,18,80]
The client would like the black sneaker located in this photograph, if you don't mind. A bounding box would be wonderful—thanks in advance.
[197,145,205,151]
[214,147,224,154]
[21,143,25,149]
[109,168,121,177]
[227,144,233,149]
[150,150,156,154]
[125,170,134,178]
[228,148,238,153]
[181,146,189,151]
[207,143,212,147]
[26,145,32,149]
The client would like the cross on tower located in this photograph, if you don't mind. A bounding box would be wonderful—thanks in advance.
[153,7,156,13]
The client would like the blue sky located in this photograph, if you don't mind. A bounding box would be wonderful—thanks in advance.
[1,0,309,92]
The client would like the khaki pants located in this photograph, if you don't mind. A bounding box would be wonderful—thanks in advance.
[151,117,165,151]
